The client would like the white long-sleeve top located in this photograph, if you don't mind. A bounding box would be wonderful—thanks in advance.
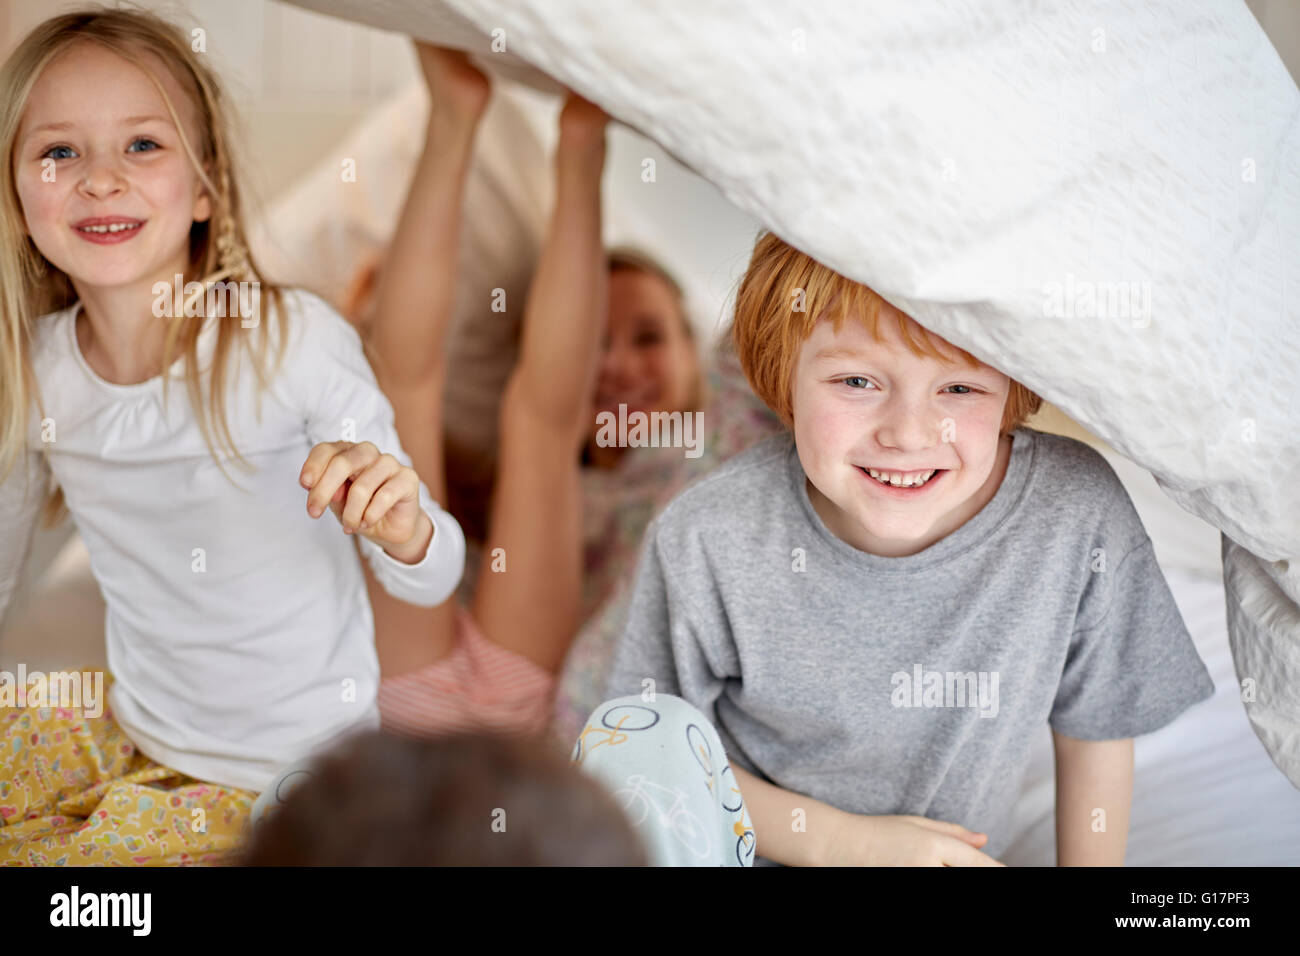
[1,288,464,791]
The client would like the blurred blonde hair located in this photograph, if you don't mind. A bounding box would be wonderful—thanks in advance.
[0,6,286,524]
[730,231,1041,431]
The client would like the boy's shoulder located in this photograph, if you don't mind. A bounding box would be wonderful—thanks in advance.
[1016,427,1149,551]
[1019,427,1130,505]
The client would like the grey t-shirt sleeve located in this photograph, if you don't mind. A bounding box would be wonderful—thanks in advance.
[605,516,728,718]
[1049,538,1214,740]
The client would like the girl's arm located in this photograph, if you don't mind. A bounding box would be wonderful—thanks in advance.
[1052,732,1133,866]
[363,43,488,501]
[353,45,489,675]
[293,290,466,612]
[0,450,49,628]
[495,97,607,437]
[469,95,609,672]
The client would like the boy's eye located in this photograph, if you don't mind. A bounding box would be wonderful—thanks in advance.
[841,376,874,389]
[42,145,76,160]
[128,137,160,153]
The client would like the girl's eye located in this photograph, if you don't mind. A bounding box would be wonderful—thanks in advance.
[841,376,874,389]
[128,138,159,153]
[43,145,76,160]
[944,384,976,394]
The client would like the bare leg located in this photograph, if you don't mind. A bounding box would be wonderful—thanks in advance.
[363,43,489,677]
[471,95,609,673]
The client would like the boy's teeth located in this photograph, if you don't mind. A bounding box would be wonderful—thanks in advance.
[866,467,936,487]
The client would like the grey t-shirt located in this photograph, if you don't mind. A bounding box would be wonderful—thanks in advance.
[606,428,1214,862]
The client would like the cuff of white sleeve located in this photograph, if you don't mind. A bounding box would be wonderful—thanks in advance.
[360,483,466,608]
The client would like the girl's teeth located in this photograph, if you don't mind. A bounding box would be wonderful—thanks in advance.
[80,222,140,233]
[866,468,936,487]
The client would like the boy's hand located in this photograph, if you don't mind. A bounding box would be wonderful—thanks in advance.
[299,442,431,563]
[826,813,1006,866]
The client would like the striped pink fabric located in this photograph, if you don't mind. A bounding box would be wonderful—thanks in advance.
[377,605,556,738]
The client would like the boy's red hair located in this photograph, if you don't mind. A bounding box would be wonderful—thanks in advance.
[730,232,1041,432]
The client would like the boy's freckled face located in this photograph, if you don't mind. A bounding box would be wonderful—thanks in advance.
[791,313,1012,557]
[13,42,211,291]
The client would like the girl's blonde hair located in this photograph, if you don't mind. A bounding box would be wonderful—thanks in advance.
[730,231,1041,432]
[0,6,286,523]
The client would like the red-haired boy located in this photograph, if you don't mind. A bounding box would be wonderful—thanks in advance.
[608,232,1213,866]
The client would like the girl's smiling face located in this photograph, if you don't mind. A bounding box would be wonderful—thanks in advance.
[14,41,211,294]
[592,268,698,420]
[791,312,1012,557]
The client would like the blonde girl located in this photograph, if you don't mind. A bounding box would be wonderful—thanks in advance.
[0,8,464,864]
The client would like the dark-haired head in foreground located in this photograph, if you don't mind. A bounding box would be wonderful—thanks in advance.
[242,731,646,866]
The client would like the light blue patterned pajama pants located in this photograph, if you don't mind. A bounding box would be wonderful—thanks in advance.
[572,694,755,867]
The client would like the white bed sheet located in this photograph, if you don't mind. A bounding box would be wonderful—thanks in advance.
[1003,565,1300,866]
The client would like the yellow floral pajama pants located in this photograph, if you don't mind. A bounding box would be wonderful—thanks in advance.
[1,678,255,866]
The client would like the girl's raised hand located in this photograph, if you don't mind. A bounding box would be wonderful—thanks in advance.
[299,442,431,562]
[558,90,609,153]
[414,41,490,123]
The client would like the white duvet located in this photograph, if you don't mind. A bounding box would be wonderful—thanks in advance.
[278,0,1300,786]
